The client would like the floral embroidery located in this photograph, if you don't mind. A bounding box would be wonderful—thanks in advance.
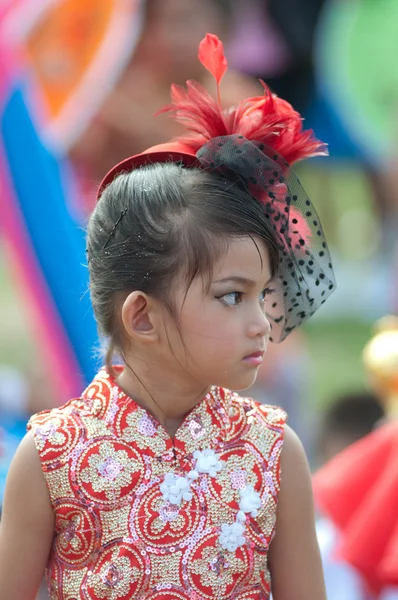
[214,453,257,504]
[28,367,286,599]
[159,473,194,506]
[218,485,262,552]
[119,409,167,454]
[230,469,246,490]
[219,522,246,552]
[156,502,185,529]
[188,415,206,439]
[86,547,142,598]
[193,448,224,476]
[137,413,158,437]
[158,501,181,523]
[80,442,140,500]
[190,546,246,596]
[35,421,66,452]
[58,516,82,552]
[209,551,230,575]
[158,446,259,555]
[239,485,262,517]
[159,449,222,507]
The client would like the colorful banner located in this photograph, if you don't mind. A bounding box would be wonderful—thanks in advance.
[0,0,143,401]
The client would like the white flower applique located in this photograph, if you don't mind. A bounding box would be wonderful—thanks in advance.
[159,448,223,508]
[238,485,262,517]
[219,484,262,552]
[159,472,198,506]
[193,449,224,477]
[219,522,246,553]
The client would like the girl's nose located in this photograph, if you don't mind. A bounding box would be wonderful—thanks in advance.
[248,307,271,339]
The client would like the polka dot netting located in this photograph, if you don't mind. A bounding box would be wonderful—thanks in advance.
[197,134,336,342]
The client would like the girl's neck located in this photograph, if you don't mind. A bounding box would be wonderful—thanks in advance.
[115,364,210,438]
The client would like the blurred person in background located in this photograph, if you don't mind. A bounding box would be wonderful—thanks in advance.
[70,0,259,190]
[314,316,398,600]
[0,365,55,508]
[0,366,54,599]
[317,390,384,466]
[315,390,385,599]
[315,392,385,600]
[227,0,326,116]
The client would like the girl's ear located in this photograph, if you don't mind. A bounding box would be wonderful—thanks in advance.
[121,291,159,343]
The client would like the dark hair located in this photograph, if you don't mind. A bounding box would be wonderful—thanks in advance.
[87,162,280,368]
[321,390,384,443]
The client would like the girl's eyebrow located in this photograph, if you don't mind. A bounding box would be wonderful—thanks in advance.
[213,276,272,286]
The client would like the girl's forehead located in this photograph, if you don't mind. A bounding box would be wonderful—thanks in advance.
[212,236,270,280]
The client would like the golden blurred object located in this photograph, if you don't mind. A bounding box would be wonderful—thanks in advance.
[363,315,398,416]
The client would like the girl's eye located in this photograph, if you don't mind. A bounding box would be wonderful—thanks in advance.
[219,292,243,307]
[259,287,275,302]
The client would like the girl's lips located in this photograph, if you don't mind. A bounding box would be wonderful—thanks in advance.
[243,350,265,366]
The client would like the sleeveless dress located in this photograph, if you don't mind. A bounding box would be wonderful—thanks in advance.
[28,366,286,600]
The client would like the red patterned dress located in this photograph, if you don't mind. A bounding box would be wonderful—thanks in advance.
[28,367,286,599]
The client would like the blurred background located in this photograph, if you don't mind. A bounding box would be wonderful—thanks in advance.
[0,0,398,596]
[1,0,398,470]
[0,2,397,595]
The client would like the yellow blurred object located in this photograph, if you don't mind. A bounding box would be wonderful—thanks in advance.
[363,315,398,417]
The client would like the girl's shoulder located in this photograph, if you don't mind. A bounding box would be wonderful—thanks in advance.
[28,396,94,432]
[222,389,288,470]
[27,394,110,470]
[226,388,288,432]
[27,367,118,436]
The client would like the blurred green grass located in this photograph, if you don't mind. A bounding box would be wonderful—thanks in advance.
[303,319,372,408]
[0,252,36,369]
[299,163,376,406]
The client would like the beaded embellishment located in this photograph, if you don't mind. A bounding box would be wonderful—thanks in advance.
[28,367,286,599]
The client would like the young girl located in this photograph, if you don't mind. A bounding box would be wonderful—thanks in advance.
[0,34,335,599]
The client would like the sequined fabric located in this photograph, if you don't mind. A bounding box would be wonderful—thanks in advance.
[28,367,286,599]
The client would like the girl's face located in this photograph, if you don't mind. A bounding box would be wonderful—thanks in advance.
[162,236,273,391]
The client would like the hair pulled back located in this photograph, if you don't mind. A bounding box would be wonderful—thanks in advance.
[87,162,280,365]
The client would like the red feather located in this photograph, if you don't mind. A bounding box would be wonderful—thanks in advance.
[198,33,227,84]
[198,33,227,105]
[157,34,327,166]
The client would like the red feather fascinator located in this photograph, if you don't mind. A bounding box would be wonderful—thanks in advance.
[157,33,327,166]
[98,33,326,194]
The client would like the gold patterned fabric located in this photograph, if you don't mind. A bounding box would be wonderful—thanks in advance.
[28,367,286,599]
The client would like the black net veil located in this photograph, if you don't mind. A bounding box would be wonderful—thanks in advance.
[196,134,336,343]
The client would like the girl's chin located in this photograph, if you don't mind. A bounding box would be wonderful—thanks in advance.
[215,369,259,393]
